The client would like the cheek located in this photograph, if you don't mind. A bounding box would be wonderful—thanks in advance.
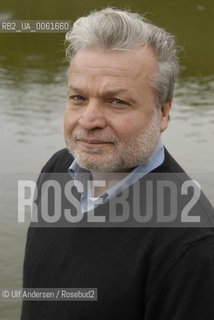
[118,117,154,141]
[109,115,143,141]
[64,108,80,135]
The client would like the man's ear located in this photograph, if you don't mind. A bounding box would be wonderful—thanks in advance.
[160,100,172,132]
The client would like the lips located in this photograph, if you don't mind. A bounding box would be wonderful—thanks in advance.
[79,138,112,144]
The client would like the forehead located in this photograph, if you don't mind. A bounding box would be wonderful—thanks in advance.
[67,47,158,85]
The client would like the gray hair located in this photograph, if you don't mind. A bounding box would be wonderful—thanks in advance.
[65,8,180,108]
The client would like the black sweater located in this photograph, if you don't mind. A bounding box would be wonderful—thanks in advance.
[21,148,214,320]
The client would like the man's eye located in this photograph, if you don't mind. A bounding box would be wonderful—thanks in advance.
[69,95,86,102]
[110,98,128,106]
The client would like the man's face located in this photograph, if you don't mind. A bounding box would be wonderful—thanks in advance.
[64,47,170,172]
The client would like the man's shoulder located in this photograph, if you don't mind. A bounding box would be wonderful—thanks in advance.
[41,148,74,173]
[154,147,185,174]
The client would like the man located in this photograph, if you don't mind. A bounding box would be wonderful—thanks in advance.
[21,8,214,319]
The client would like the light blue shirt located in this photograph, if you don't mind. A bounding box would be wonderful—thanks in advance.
[69,139,164,212]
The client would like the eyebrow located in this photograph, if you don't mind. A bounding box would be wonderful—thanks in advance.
[67,86,137,105]
[67,86,84,93]
[67,85,130,97]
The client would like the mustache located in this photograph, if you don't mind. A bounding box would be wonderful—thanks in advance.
[71,130,118,144]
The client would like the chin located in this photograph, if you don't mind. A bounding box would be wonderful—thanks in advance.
[75,153,120,172]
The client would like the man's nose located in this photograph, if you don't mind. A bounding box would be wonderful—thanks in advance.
[78,100,107,130]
